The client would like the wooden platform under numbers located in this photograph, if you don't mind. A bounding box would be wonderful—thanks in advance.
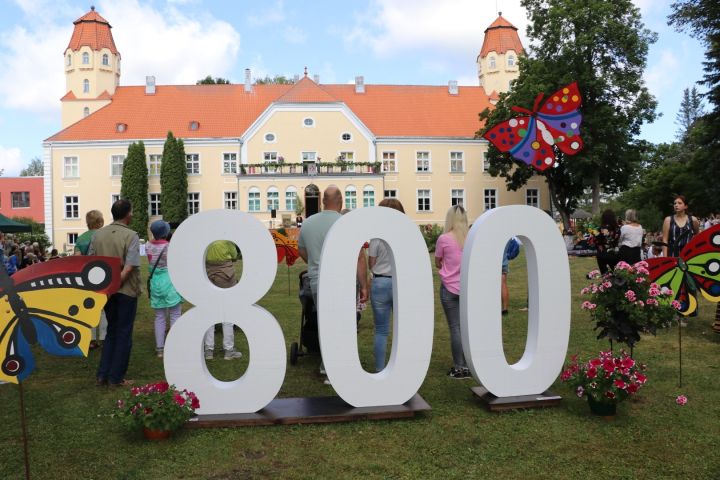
[185,393,431,428]
[471,386,562,412]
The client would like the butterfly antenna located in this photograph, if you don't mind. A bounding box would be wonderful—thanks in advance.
[532,92,545,113]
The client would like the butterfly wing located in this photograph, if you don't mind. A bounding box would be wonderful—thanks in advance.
[680,224,720,302]
[484,116,556,171]
[536,82,583,156]
[647,257,697,315]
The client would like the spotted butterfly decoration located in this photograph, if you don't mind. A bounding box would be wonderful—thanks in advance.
[483,82,584,171]
[0,256,121,383]
[647,224,720,316]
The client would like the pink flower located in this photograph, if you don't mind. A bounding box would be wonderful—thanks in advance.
[620,357,635,369]
[616,261,631,270]
[625,290,637,301]
[661,287,673,296]
[635,260,649,269]
[576,386,585,398]
[650,283,660,290]
[587,270,601,279]
[581,287,590,295]
[671,300,682,310]
[581,301,593,310]
[591,285,598,293]
[603,281,612,289]
[636,300,645,307]
[635,276,646,283]
[648,287,660,296]
[116,400,125,409]
[646,298,658,306]
[676,395,688,406]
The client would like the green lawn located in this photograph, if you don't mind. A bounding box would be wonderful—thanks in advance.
[1,253,719,479]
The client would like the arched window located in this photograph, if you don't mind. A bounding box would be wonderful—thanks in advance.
[508,55,515,67]
[82,52,89,64]
[345,185,357,210]
[248,187,260,212]
[83,107,90,117]
[66,54,72,66]
[489,56,496,69]
[363,185,375,207]
[102,54,109,66]
[83,79,90,93]
[285,186,298,211]
[267,186,279,211]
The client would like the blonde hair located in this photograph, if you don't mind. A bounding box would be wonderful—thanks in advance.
[625,209,638,223]
[444,205,468,248]
[85,210,104,230]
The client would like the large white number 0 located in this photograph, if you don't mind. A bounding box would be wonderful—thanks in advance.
[318,207,434,407]
[164,210,286,414]
[461,205,571,397]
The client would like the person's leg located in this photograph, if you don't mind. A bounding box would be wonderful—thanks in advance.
[501,273,509,314]
[370,277,393,372]
[440,284,466,370]
[154,308,167,350]
[204,326,215,358]
[107,294,137,384]
[98,311,107,342]
[168,304,182,329]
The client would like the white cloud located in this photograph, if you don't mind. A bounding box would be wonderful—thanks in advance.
[644,50,679,96]
[344,0,528,59]
[0,145,25,176]
[247,0,286,27]
[284,26,307,44]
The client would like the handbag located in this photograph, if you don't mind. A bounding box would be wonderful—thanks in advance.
[146,245,167,298]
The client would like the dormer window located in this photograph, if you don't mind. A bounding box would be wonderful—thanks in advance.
[116,123,127,133]
[489,56,496,69]
[102,54,109,66]
[83,79,90,93]
[82,52,89,64]
[508,55,515,67]
[189,121,200,131]
[83,107,90,117]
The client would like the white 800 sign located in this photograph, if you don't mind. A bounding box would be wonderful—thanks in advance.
[163,206,571,415]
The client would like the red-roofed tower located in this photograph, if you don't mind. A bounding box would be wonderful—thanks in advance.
[477,13,523,95]
[62,6,120,128]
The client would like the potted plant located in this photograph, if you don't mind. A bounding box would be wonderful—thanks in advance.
[582,261,679,352]
[561,350,647,417]
[115,382,199,439]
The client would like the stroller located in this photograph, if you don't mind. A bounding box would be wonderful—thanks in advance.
[289,270,321,365]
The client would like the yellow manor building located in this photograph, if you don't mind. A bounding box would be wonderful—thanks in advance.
[44,8,549,247]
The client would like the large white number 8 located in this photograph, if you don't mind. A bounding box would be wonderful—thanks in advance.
[164,210,286,414]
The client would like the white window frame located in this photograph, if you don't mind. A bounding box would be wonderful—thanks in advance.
[67,233,79,245]
[302,117,315,128]
[339,151,355,172]
[224,191,238,210]
[111,194,120,207]
[11,192,30,209]
[64,195,79,219]
[417,189,431,212]
[451,189,465,207]
[483,152,490,172]
[187,192,201,216]
[82,52,89,64]
[382,151,397,173]
[489,56,496,69]
[384,189,397,199]
[450,151,464,173]
[484,189,497,211]
[63,156,79,178]
[186,153,200,175]
[267,187,279,212]
[222,152,238,175]
[83,107,90,117]
[148,154,162,176]
[345,186,357,210]
[264,132,277,143]
[301,151,317,162]
[526,188,540,208]
[285,186,297,212]
[149,193,162,216]
[248,187,261,212]
[416,151,431,172]
[66,54,72,66]
[341,132,353,142]
[263,152,278,173]
[363,185,375,207]
[110,154,125,176]
[102,53,109,66]
[83,79,90,93]
[508,55,515,67]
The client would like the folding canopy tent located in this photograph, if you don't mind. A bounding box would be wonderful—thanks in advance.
[0,213,32,233]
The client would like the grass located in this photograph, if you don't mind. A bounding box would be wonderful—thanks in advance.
[1,252,719,479]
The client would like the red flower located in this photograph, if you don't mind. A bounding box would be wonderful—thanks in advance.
[156,382,170,393]
[605,391,616,400]
[589,358,602,367]
[190,396,200,409]
[627,383,639,394]
[586,367,597,379]
[174,394,186,406]
[614,379,627,390]
[635,373,647,384]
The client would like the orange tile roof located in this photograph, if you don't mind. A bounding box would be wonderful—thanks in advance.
[47,82,492,141]
[479,15,523,57]
[67,8,119,56]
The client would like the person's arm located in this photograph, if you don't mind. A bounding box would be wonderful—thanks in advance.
[661,216,671,257]
[299,248,308,263]
[357,249,368,303]
[122,235,141,285]
[368,256,377,270]
[692,216,700,235]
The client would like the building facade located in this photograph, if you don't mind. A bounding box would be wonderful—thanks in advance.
[0,177,45,223]
[44,9,548,248]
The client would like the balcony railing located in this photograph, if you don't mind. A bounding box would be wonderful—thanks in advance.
[240,162,382,177]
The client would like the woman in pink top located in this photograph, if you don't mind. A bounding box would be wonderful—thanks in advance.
[435,205,470,379]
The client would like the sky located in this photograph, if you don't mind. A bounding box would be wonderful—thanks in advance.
[0,0,708,176]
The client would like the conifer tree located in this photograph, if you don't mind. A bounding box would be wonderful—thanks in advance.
[120,141,149,237]
[160,131,188,226]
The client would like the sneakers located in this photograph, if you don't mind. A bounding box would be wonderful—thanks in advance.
[156,348,164,358]
[323,377,331,385]
[224,349,243,360]
[204,349,214,360]
[447,367,472,379]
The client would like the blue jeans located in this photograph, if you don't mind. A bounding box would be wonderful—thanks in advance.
[440,284,467,368]
[97,293,138,384]
[370,277,393,372]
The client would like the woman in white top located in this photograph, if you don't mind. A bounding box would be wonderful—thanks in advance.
[618,209,643,265]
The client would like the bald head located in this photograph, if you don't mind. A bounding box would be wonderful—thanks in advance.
[322,185,343,212]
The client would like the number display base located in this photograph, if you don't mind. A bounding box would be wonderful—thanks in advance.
[186,393,431,428]
[471,386,561,412]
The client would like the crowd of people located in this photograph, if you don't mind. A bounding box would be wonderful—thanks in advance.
[0,234,59,275]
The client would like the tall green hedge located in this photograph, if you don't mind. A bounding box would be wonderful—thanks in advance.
[160,131,188,226]
[120,141,149,238]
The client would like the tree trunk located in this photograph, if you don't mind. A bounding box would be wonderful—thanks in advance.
[547,180,572,232]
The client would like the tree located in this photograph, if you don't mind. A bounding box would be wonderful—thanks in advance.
[675,87,705,138]
[160,132,188,226]
[196,76,231,85]
[255,75,294,85]
[120,142,149,237]
[478,0,657,228]
[20,157,43,176]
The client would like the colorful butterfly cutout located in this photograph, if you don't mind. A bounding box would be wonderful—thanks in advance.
[271,230,300,266]
[647,224,720,316]
[0,256,121,383]
[483,82,584,171]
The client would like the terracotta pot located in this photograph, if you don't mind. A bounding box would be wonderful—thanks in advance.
[587,395,617,418]
[143,427,171,440]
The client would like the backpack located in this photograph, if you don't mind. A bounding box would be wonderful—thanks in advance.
[505,238,521,260]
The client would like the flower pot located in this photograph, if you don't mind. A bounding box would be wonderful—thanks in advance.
[143,427,171,440]
[587,396,617,418]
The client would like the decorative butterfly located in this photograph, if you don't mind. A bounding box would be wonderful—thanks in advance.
[0,256,121,383]
[483,82,584,171]
[271,230,300,266]
[647,224,720,316]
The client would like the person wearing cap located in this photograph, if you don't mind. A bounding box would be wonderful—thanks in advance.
[146,220,183,358]
[204,240,243,360]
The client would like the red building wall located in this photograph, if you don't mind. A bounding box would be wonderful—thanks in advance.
[0,177,44,223]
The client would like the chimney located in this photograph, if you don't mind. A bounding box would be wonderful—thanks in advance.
[145,76,156,95]
[313,74,320,84]
[355,76,365,94]
[244,68,252,93]
[448,80,458,95]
